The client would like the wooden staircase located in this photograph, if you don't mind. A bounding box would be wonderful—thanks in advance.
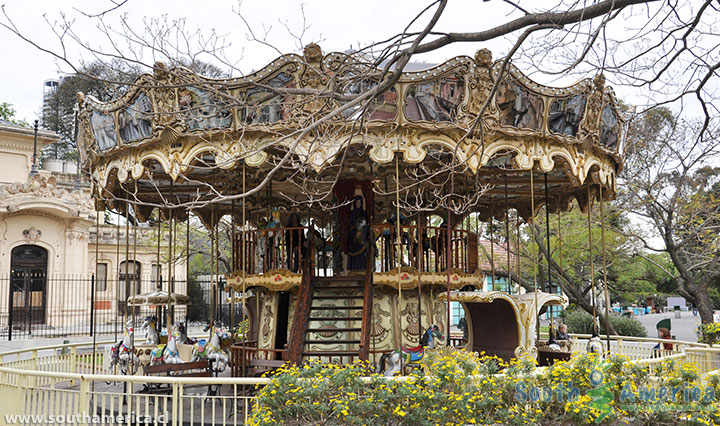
[303,276,365,362]
[286,268,373,365]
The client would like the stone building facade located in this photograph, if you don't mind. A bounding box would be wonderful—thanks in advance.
[0,119,185,333]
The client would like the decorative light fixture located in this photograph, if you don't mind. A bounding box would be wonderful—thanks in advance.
[30,120,39,176]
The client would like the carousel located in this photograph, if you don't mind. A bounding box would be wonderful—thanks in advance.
[75,43,626,373]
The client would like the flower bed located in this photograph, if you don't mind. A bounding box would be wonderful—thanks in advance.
[250,349,720,425]
[697,322,720,345]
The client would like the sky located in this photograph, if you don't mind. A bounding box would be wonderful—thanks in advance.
[0,1,711,123]
[1,0,520,122]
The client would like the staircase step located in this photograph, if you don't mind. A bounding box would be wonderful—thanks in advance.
[302,351,360,357]
[313,295,363,300]
[310,306,363,310]
[306,327,361,333]
[313,276,364,283]
[308,316,360,322]
[313,285,363,290]
[304,339,360,344]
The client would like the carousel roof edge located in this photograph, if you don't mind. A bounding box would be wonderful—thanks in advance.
[441,290,567,306]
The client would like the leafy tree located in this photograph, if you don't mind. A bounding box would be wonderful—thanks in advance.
[41,59,228,161]
[0,102,29,127]
[620,108,720,323]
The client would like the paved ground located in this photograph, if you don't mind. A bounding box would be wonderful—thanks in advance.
[635,311,702,342]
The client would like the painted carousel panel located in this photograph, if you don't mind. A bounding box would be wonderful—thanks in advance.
[497,79,545,131]
[404,73,465,122]
[90,110,118,151]
[549,93,587,137]
[118,92,153,143]
[599,105,621,149]
[239,72,294,124]
[178,86,232,130]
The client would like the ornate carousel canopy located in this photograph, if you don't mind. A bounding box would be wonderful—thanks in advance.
[127,290,191,306]
[75,43,627,224]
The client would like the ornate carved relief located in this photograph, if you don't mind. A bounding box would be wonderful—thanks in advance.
[22,227,41,243]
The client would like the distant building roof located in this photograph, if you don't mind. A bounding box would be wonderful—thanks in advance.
[478,239,516,273]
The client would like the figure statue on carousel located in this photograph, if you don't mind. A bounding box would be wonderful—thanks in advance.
[265,208,282,270]
[347,195,369,271]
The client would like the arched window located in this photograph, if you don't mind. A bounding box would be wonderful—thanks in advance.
[118,260,141,314]
[10,245,48,325]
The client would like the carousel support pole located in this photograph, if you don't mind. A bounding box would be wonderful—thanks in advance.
[131,197,139,386]
[210,205,216,330]
[242,163,248,376]
[557,202,564,295]
[215,205,221,325]
[185,210,190,325]
[231,199,236,333]
[544,173,554,332]
[167,181,174,333]
[587,185,597,335]
[417,211,423,338]
[600,185,611,352]
[490,204,495,291]
[516,210,521,296]
[530,169,539,341]
[91,204,100,392]
[395,147,403,369]
[446,173,453,347]
[505,174,511,295]
[115,204,121,344]
[156,209,162,323]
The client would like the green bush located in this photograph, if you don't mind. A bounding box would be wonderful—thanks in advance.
[250,351,719,425]
[563,308,647,337]
[697,322,720,344]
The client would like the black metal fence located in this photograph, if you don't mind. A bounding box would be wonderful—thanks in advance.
[0,274,242,341]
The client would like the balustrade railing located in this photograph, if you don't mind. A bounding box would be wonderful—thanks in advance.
[233,226,310,275]
[372,224,478,274]
[233,225,479,277]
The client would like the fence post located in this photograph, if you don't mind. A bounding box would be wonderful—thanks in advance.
[8,281,13,341]
[90,274,95,337]
[172,383,180,426]
[617,338,623,356]
[79,379,91,426]
[70,345,77,386]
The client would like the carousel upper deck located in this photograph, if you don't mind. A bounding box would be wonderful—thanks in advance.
[75,44,626,364]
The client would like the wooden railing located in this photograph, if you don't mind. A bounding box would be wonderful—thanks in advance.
[372,225,478,274]
[233,226,309,274]
[285,260,314,365]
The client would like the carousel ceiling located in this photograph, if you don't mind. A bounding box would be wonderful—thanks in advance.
[75,43,628,224]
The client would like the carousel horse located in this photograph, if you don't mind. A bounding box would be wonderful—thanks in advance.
[108,319,140,376]
[150,326,183,366]
[142,315,160,345]
[175,322,195,345]
[376,324,444,377]
[192,323,230,372]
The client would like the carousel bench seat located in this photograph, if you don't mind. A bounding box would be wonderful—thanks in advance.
[141,360,213,394]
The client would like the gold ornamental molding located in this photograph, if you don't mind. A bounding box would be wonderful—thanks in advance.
[227,268,303,292]
[373,267,480,290]
[76,43,627,215]
[440,290,567,360]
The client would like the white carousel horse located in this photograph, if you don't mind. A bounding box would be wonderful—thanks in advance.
[142,315,160,345]
[376,324,445,377]
[108,319,140,375]
[192,323,230,373]
[150,326,183,366]
[175,322,195,345]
